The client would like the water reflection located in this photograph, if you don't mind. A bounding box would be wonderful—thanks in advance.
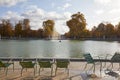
[68,40,84,58]
[0,40,120,58]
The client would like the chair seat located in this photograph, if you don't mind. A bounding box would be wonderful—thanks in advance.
[38,61,52,68]
[38,61,53,76]
[83,53,102,73]
[19,61,36,76]
[0,61,13,67]
[57,61,69,68]
[20,61,35,68]
[4,63,12,67]
[55,60,69,76]
[0,60,14,75]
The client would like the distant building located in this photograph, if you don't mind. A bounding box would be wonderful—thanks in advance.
[22,19,30,30]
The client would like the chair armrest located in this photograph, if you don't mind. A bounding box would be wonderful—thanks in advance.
[34,58,37,64]
[105,54,113,60]
[93,56,104,63]
[6,58,14,65]
[93,56,101,60]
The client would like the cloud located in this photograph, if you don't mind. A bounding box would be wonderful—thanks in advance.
[2,11,24,22]
[22,5,71,34]
[94,0,111,5]
[92,0,120,27]
[58,3,72,10]
[63,3,71,10]
[95,10,104,15]
[0,0,27,7]
[1,5,71,34]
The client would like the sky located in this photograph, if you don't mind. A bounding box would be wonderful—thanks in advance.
[0,0,120,34]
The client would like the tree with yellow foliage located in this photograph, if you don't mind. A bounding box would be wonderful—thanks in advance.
[43,20,54,38]
[66,12,88,39]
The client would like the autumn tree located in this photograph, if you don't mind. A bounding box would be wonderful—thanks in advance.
[66,12,87,39]
[28,30,37,38]
[0,23,3,36]
[91,22,115,38]
[0,19,13,37]
[43,20,54,38]
[94,23,106,38]
[115,22,120,37]
[37,28,44,38]
[15,21,22,37]
[104,23,115,38]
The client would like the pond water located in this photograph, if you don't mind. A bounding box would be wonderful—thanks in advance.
[0,40,120,58]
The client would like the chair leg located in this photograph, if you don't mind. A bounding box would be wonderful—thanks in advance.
[51,66,53,76]
[6,67,8,76]
[55,67,57,76]
[67,68,69,76]
[21,68,24,76]
[119,63,120,69]
[100,62,102,72]
[93,64,95,73]
[34,68,35,76]
[84,63,87,70]
[117,63,120,71]
[39,67,41,75]
[36,63,37,71]
[111,63,113,69]
[13,63,14,72]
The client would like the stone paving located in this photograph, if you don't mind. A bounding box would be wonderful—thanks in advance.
[0,62,120,80]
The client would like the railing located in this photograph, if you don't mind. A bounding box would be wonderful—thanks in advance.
[0,57,111,62]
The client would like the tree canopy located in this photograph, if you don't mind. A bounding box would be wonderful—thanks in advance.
[43,20,55,37]
[0,12,120,39]
[66,12,88,38]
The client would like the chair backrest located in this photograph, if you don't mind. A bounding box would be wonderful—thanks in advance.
[56,60,69,68]
[83,53,94,63]
[38,61,52,68]
[111,52,120,62]
[20,61,35,68]
[0,61,5,67]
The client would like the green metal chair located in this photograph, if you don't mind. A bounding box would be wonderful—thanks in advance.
[107,52,120,69]
[0,60,14,75]
[38,61,53,76]
[55,59,70,76]
[83,53,102,73]
[19,61,36,76]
